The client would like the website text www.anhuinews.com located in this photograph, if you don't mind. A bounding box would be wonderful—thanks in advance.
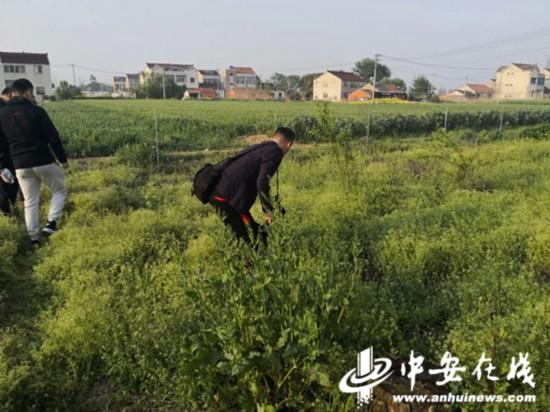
[393,393,537,404]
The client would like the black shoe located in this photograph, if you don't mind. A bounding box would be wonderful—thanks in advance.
[42,220,57,236]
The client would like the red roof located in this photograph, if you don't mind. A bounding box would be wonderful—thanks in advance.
[0,51,49,65]
[378,83,405,93]
[327,71,363,82]
[465,83,491,94]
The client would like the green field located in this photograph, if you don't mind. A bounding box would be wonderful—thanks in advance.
[45,99,550,157]
[48,99,550,119]
[1,129,549,410]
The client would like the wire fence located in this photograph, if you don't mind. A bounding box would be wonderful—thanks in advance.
[53,105,550,164]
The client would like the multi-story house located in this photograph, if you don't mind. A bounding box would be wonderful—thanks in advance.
[113,73,141,97]
[126,73,141,91]
[224,66,259,89]
[0,51,53,99]
[197,69,222,89]
[313,71,364,101]
[113,76,126,92]
[495,63,545,100]
[143,63,198,90]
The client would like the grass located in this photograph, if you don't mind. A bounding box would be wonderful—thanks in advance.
[0,131,548,411]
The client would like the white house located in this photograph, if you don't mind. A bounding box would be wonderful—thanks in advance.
[143,63,198,89]
[0,51,53,99]
[224,66,260,90]
[112,73,141,98]
[126,73,140,91]
[113,76,126,92]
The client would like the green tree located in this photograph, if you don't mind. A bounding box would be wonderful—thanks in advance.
[410,75,434,101]
[136,74,185,99]
[55,81,81,100]
[354,58,391,82]
[299,73,319,100]
[269,73,302,99]
[270,73,288,90]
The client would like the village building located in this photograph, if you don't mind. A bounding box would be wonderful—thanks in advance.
[348,83,407,101]
[495,63,545,100]
[441,83,494,102]
[142,63,199,90]
[313,71,364,101]
[0,51,53,99]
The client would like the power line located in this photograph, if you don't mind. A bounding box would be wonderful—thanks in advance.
[406,25,550,60]
[444,45,550,65]
[381,55,495,71]
[52,64,129,75]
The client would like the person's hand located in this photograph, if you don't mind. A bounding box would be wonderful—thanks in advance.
[61,162,69,169]
[264,212,273,225]
[0,169,14,184]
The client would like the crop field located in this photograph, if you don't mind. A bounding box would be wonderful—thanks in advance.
[45,99,550,157]
[1,113,549,410]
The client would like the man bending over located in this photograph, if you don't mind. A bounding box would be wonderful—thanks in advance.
[209,127,295,245]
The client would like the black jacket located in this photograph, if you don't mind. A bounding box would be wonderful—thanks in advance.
[214,141,283,214]
[0,97,67,170]
[0,100,14,171]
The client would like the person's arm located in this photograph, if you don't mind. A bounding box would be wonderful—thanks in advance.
[0,143,7,170]
[38,108,68,165]
[256,146,283,214]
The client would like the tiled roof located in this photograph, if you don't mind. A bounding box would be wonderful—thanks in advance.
[0,51,50,65]
[327,71,363,82]
[465,83,491,94]
[512,63,539,71]
[126,73,140,79]
[497,63,539,72]
[378,83,406,93]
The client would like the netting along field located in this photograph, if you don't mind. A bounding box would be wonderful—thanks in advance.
[45,99,550,158]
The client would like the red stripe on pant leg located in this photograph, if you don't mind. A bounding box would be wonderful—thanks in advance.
[213,196,226,202]
[240,213,251,225]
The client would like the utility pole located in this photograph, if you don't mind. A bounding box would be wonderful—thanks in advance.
[71,64,76,86]
[162,69,166,100]
[154,109,160,172]
[372,53,380,101]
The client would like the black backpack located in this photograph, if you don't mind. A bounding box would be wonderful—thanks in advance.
[191,145,262,204]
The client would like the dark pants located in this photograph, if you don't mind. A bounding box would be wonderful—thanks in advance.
[209,195,267,246]
[0,178,19,216]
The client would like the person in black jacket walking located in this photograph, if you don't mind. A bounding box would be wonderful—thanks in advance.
[0,86,19,215]
[209,127,295,245]
[0,79,68,246]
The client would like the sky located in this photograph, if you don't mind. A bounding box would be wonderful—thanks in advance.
[2,0,550,91]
